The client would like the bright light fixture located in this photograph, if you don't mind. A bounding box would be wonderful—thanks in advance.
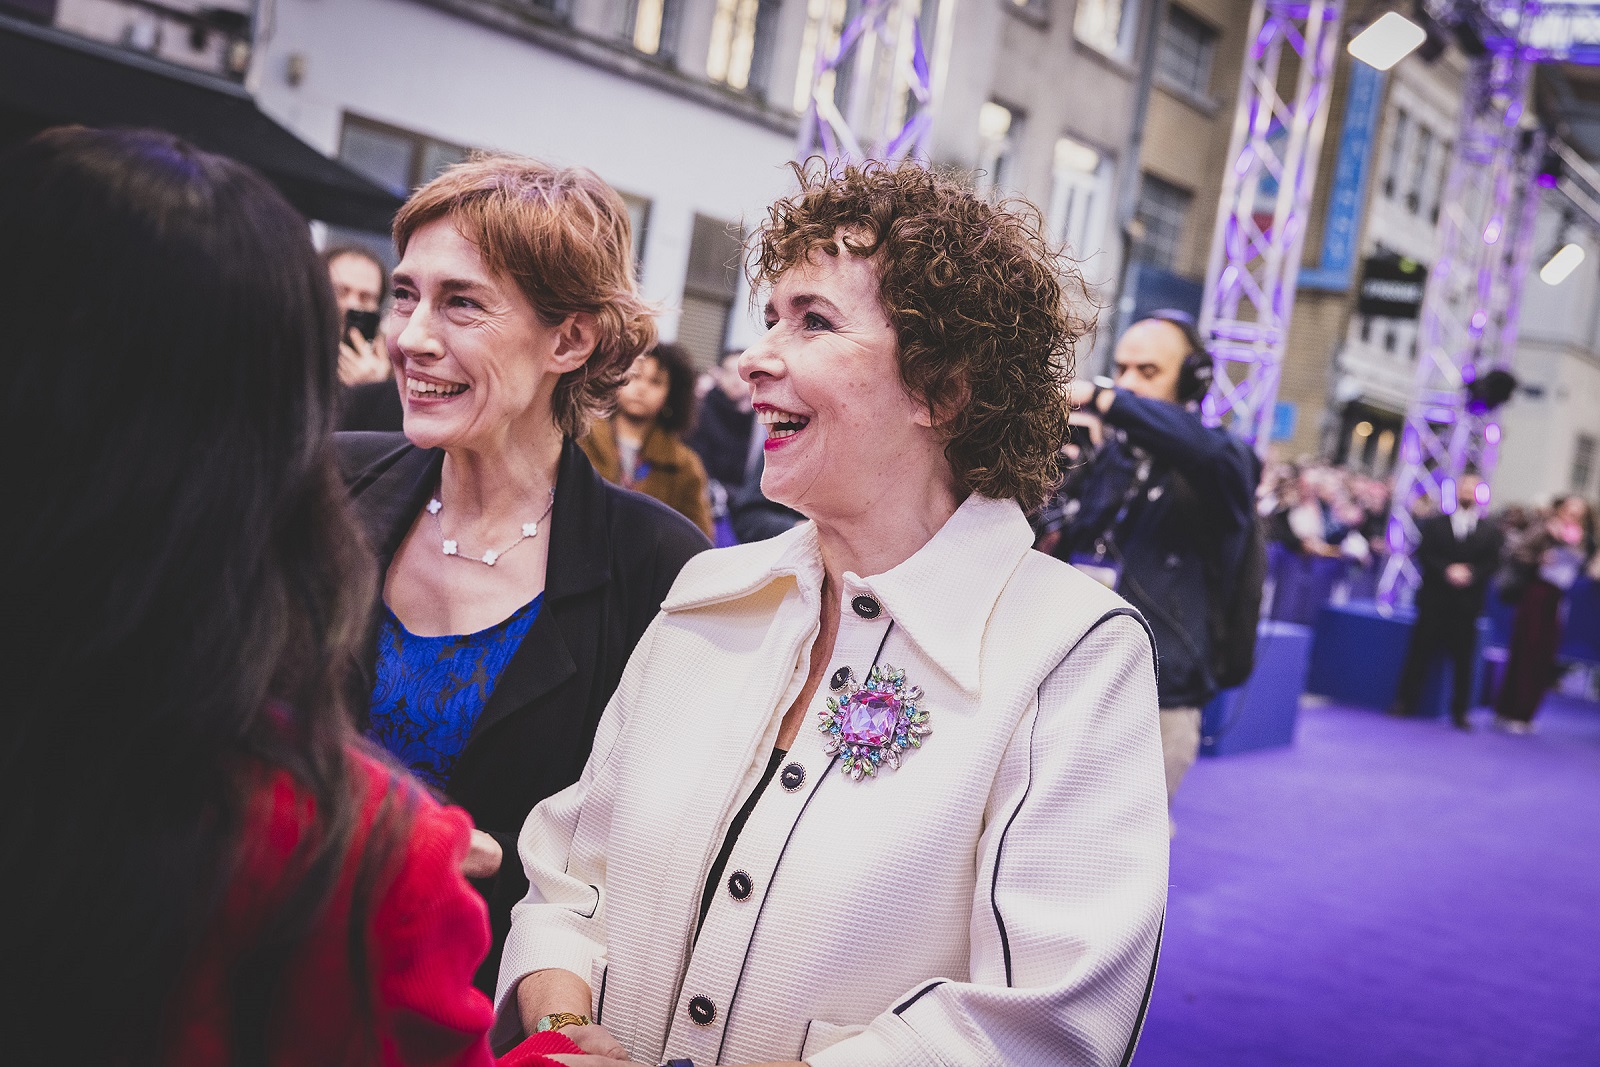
[1540,242,1586,286]
[1347,13,1427,71]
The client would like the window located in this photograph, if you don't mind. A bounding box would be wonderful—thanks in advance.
[617,191,652,267]
[708,0,778,92]
[1383,108,1410,199]
[1429,140,1451,223]
[793,0,852,112]
[975,102,1024,196]
[1573,434,1598,494]
[1075,0,1138,58]
[338,115,469,198]
[679,214,743,369]
[1359,315,1372,342]
[1383,326,1397,353]
[1406,125,1433,214]
[1156,5,1216,98]
[1132,174,1192,267]
[1047,136,1109,254]
[631,0,684,56]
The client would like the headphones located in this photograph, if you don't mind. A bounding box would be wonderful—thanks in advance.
[1143,308,1214,405]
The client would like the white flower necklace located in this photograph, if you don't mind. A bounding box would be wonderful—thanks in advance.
[427,486,555,567]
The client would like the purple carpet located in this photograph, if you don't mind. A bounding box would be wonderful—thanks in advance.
[1135,695,1600,1066]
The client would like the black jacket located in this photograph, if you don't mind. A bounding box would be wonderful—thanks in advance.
[1413,511,1503,618]
[1055,392,1257,708]
[336,433,710,989]
[685,385,755,488]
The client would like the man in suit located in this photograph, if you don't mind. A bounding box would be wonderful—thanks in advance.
[1391,471,1506,729]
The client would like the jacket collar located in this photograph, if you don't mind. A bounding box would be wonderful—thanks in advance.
[348,435,613,602]
[662,495,1034,693]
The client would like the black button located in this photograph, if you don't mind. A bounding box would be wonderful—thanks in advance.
[780,762,806,791]
[830,666,853,691]
[687,995,716,1026]
[727,870,753,900]
[851,595,881,619]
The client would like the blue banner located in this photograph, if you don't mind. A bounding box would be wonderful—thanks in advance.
[1301,62,1385,291]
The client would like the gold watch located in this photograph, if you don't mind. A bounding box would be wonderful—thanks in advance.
[533,1012,592,1034]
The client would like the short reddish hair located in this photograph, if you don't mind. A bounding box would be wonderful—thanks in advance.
[394,154,655,437]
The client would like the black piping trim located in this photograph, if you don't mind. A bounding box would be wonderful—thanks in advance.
[892,980,947,1015]
[713,622,895,1064]
[990,607,1153,985]
[1118,917,1163,1067]
[579,883,600,920]
[595,964,608,1024]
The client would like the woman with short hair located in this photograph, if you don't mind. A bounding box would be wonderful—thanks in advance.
[341,154,709,993]
[582,341,715,536]
[499,161,1168,1067]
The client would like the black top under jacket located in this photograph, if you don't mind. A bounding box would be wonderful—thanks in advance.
[336,432,710,991]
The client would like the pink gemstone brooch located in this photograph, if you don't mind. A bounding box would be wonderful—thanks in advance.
[818,665,930,781]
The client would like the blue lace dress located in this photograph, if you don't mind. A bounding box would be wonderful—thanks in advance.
[367,595,543,789]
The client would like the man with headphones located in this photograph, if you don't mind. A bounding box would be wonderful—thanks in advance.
[1047,309,1257,832]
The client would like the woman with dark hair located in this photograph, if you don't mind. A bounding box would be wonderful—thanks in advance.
[499,161,1167,1066]
[581,342,715,536]
[0,127,572,1065]
[1495,494,1600,732]
[342,154,708,998]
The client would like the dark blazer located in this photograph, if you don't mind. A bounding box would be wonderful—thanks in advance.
[339,380,405,433]
[1055,391,1257,708]
[1414,511,1504,617]
[336,432,710,990]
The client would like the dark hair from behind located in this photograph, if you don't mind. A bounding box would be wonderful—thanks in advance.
[645,341,700,435]
[0,127,400,1063]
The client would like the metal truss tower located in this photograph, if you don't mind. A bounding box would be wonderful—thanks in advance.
[1378,46,1541,606]
[1198,0,1345,449]
[795,0,950,162]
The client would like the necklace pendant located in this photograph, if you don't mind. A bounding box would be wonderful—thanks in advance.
[482,549,499,566]
[442,540,458,556]
[816,664,930,781]
[427,498,442,515]
[522,522,539,538]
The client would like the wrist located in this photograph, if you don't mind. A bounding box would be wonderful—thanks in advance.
[532,1011,592,1034]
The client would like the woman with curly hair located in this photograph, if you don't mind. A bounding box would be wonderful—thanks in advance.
[495,161,1168,1067]
[582,342,715,536]
[339,155,709,994]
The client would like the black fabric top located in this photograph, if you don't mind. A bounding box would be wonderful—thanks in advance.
[698,747,788,935]
[337,432,710,990]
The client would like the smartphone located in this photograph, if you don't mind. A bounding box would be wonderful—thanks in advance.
[344,308,381,343]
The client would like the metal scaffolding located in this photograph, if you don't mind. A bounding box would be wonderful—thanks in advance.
[1197,0,1345,450]
[1378,46,1541,605]
[795,0,948,162]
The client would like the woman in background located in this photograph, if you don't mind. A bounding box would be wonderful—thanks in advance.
[0,126,575,1066]
[1495,494,1600,732]
[582,341,715,536]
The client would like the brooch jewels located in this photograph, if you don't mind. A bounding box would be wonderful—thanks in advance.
[818,664,930,780]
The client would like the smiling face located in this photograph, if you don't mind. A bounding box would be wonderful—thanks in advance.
[742,245,949,523]
[387,218,593,454]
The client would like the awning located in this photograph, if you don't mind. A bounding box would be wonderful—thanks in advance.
[0,14,403,230]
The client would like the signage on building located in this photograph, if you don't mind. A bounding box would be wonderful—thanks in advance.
[1357,254,1428,319]
[1301,62,1385,291]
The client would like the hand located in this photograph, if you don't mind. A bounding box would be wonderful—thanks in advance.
[1067,379,1097,409]
[1066,409,1104,447]
[1445,562,1473,588]
[462,828,503,879]
[338,328,391,386]
[1034,529,1062,556]
[558,1023,628,1059]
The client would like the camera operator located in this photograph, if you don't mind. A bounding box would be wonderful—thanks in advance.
[1045,310,1257,828]
[325,244,403,432]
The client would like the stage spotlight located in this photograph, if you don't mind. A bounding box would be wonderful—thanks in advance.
[1349,13,1427,70]
[1540,242,1586,285]
[1466,369,1518,415]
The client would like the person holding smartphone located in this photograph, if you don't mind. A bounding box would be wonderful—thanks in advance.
[328,243,406,431]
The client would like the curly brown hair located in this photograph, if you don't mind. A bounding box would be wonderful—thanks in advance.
[749,159,1089,509]
[394,153,655,438]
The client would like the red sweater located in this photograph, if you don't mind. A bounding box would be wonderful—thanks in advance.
[165,747,581,1066]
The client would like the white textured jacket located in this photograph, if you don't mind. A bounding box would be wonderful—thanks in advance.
[495,494,1169,1066]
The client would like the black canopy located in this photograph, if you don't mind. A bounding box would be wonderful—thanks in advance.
[0,14,402,230]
